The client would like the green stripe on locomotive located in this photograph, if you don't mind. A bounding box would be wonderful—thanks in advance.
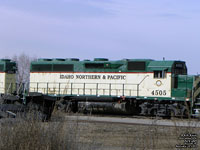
[30,58,180,73]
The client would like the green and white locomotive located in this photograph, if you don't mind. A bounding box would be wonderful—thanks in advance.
[29,58,200,117]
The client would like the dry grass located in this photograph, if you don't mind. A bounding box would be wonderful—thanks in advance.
[0,114,200,150]
[0,118,79,150]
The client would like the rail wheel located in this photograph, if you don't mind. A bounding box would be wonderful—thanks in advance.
[182,107,190,118]
[170,109,176,118]
[150,109,157,116]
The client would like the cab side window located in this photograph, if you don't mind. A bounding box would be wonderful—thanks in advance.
[154,71,166,78]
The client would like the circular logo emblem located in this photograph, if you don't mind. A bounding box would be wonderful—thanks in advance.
[156,80,162,86]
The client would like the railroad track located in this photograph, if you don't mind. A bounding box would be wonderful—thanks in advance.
[52,114,200,127]
[1,111,200,128]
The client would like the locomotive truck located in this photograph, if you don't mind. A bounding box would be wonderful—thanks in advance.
[0,58,200,119]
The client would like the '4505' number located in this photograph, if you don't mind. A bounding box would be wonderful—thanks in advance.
[151,90,166,96]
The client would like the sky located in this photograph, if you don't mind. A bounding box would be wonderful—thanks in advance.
[0,0,200,74]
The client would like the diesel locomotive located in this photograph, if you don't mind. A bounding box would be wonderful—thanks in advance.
[0,58,200,119]
[29,58,200,117]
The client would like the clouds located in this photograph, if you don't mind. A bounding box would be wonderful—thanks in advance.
[0,0,200,73]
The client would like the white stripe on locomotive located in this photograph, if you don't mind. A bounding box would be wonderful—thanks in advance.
[30,72,171,98]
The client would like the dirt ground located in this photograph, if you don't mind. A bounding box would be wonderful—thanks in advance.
[60,119,200,150]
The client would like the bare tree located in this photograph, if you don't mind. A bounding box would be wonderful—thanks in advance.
[12,53,36,84]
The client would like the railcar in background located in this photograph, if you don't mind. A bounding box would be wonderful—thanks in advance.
[0,59,16,94]
[0,59,55,120]
[29,58,200,117]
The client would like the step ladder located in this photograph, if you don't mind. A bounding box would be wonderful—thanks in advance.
[192,98,200,118]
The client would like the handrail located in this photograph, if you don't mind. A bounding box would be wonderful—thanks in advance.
[28,82,139,86]
[6,83,11,94]
[137,75,149,97]
[138,75,149,85]
[17,83,23,95]
[29,82,139,97]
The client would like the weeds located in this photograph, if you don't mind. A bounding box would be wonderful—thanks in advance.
[0,118,79,150]
[0,115,199,150]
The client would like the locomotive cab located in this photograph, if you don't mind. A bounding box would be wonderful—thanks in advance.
[171,61,193,101]
[170,61,200,117]
[171,61,200,102]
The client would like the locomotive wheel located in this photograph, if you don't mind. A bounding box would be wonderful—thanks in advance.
[65,102,73,113]
[182,108,190,118]
[55,99,66,112]
[14,101,21,105]
[56,103,66,111]
[170,110,176,118]
[56,100,73,113]
[150,109,157,116]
